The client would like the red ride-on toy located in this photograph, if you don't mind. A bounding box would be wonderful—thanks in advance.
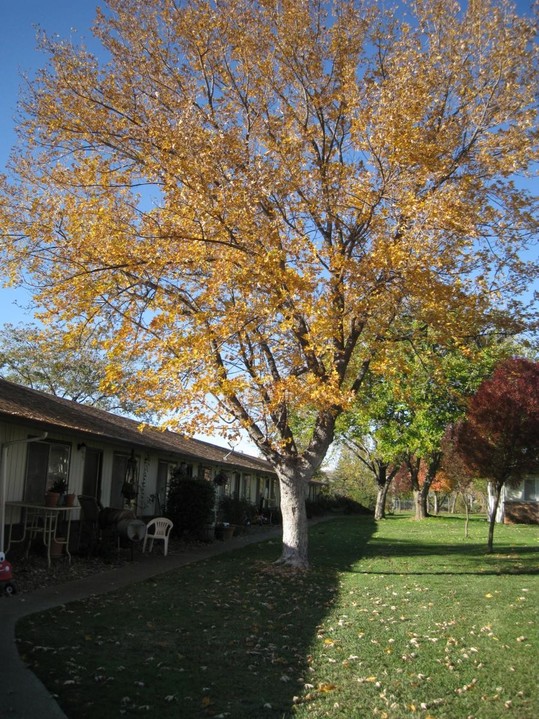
[0,551,17,596]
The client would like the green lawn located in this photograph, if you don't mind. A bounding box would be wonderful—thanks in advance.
[17,515,538,718]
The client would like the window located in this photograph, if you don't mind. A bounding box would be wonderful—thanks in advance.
[110,452,139,509]
[154,461,171,514]
[242,475,252,501]
[24,440,71,503]
[523,478,539,501]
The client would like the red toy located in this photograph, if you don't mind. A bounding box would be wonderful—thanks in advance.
[0,551,16,596]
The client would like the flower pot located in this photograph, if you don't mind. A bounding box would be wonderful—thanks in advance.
[64,493,76,507]
[216,525,235,541]
[45,492,60,507]
[50,539,65,557]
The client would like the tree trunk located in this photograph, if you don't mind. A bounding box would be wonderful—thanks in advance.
[417,453,442,520]
[258,410,336,569]
[374,463,395,520]
[275,467,309,569]
[374,480,391,520]
[419,485,430,518]
[487,481,505,523]
[463,493,470,539]
[413,489,427,520]
[406,455,424,520]
[487,481,503,553]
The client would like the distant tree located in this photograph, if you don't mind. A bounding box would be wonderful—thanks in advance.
[0,323,145,415]
[342,333,513,520]
[429,471,453,515]
[449,358,539,551]
[337,368,406,519]
[439,431,477,536]
[331,448,379,510]
[342,436,400,520]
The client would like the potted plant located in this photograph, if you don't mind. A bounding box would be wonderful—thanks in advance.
[51,478,68,494]
[45,478,67,507]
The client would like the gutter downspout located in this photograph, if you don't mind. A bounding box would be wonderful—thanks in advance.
[0,433,48,555]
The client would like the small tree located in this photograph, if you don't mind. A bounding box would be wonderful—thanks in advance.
[332,446,380,512]
[449,358,539,551]
[340,436,399,520]
[440,428,478,537]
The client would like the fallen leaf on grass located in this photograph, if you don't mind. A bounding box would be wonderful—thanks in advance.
[357,676,378,684]
[455,678,477,694]
[317,682,337,692]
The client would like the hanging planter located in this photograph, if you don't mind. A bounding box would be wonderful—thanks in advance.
[121,450,139,505]
[213,471,228,487]
[121,481,138,501]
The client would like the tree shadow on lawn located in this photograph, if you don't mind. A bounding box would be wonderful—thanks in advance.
[16,516,377,719]
[355,531,539,576]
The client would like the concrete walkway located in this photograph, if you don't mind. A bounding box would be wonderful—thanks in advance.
[1,524,286,719]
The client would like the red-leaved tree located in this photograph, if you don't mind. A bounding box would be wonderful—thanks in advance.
[450,358,539,551]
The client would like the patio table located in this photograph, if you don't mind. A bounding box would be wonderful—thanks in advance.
[5,501,77,567]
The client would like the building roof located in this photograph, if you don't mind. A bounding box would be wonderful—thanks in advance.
[0,378,274,476]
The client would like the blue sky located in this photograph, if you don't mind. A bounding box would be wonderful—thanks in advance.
[0,0,537,326]
[0,1,101,323]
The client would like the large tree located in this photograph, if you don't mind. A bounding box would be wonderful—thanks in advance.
[0,0,537,566]
[449,357,539,552]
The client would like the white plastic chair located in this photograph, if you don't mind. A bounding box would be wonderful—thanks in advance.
[142,517,173,556]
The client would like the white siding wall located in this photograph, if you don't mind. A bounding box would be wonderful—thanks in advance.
[2,419,276,525]
[1,425,164,523]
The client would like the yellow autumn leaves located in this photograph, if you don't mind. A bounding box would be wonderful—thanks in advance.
[0,0,536,460]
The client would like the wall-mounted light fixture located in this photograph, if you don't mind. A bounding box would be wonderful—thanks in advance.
[77,442,87,452]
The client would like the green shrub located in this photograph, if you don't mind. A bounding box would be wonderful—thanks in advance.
[305,499,327,517]
[166,476,216,539]
[333,493,374,515]
[306,494,374,516]
[218,496,256,526]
